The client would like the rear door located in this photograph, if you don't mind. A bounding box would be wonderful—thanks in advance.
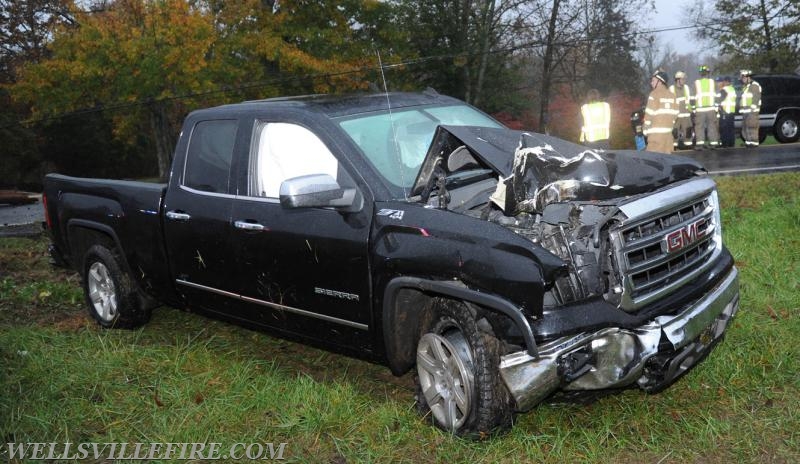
[163,118,241,312]
[228,116,374,347]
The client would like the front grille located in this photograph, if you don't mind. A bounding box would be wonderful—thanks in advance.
[610,180,721,311]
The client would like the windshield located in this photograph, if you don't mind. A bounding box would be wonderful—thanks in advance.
[337,104,503,198]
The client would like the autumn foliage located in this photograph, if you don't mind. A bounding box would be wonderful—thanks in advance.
[9,0,382,178]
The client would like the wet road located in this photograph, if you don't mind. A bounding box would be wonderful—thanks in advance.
[678,142,800,176]
[0,198,43,237]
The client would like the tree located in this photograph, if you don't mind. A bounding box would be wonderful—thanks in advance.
[0,89,39,189]
[1,0,76,188]
[0,0,74,84]
[11,0,221,178]
[691,0,800,73]
[10,0,387,179]
[523,0,645,133]
[397,0,528,109]
[581,0,642,95]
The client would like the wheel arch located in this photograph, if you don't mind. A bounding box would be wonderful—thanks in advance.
[774,106,800,120]
[66,220,126,271]
[382,276,538,376]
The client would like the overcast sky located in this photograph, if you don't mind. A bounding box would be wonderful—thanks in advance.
[645,0,699,55]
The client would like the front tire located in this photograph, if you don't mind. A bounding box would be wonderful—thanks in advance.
[82,244,150,329]
[415,300,512,436]
[774,114,799,143]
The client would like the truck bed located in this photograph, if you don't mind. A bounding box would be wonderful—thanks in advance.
[43,174,176,304]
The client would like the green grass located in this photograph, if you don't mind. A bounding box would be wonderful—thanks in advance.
[1,173,799,463]
[761,135,779,146]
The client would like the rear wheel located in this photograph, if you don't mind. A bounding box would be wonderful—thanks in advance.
[774,114,799,143]
[415,300,512,436]
[82,244,151,329]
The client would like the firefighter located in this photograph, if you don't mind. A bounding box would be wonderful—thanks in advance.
[717,76,737,147]
[669,71,692,149]
[739,69,762,147]
[644,70,678,154]
[579,88,611,150]
[693,65,719,149]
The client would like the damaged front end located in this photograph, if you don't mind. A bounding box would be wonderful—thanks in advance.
[501,267,738,410]
[412,126,740,411]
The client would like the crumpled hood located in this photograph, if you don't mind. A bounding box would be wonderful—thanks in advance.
[411,126,707,214]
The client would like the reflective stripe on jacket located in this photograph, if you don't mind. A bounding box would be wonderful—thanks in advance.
[669,84,692,117]
[694,78,716,110]
[740,81,762,113]
[580,102,611,142]
[643,85,678,136]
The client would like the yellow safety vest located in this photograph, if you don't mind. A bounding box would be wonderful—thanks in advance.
[720,85,736,114]
[694,78,716,109]
[580,102,611,142]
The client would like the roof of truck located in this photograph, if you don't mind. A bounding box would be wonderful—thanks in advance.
[188,91,464,120]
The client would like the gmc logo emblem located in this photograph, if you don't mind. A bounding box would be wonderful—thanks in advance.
[663,218,708,253]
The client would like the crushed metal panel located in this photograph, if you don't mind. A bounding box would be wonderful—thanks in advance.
[412,126,706,214]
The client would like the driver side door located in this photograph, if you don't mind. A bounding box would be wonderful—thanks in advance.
[227,119,374,348]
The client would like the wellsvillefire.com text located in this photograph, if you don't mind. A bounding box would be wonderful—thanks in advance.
[2,442,288,461]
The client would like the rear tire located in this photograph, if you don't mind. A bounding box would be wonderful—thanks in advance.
[415,300,512,437]
[82,244,150,329]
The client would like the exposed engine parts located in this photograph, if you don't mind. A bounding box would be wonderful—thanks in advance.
[481,200,625,309]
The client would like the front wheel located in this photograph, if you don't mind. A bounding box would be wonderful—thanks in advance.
[415,301,512,436]
[82,244,151,329]
[774,114,799,143]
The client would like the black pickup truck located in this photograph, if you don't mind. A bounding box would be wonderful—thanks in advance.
[43,92,740,436]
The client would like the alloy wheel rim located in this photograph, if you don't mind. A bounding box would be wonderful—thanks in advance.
[781,119,798,139]
[88,262,117,322]
[416,331,475,431]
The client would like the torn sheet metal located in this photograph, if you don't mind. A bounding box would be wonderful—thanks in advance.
[412,126,706,214]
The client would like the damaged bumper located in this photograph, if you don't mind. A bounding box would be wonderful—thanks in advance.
[500,266,740,411]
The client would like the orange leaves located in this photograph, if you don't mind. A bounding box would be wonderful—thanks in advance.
[10,0,394,131]
[11,0,217,116]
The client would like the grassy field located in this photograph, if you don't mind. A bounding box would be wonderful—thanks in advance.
[1,173,798,463]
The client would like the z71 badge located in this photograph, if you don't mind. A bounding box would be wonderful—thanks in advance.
[377,208,405,220]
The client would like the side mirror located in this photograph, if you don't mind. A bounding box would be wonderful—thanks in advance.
[279,174,362,212]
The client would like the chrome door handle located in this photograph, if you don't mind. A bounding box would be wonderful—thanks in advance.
[234,220,266,231]
[166,211,191,221]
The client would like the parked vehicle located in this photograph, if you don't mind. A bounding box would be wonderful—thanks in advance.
[43,92,740,436]
[735,73,800,143]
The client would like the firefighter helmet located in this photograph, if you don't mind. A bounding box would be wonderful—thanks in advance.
[675,71,686,80]
[740,69,752,77]
[698,65,710,74]
[653,70,668,85]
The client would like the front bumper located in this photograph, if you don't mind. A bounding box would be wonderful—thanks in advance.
[500,266,740,411]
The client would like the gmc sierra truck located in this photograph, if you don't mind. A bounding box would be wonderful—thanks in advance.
[43,92,740,436]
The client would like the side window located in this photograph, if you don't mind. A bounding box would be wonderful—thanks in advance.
[249,122,340,198]
[184,119,237,193]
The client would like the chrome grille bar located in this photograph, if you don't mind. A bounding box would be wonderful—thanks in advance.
[610,178,723,312]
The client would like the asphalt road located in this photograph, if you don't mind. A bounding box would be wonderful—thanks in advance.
[1,143,799,237]
[679,142,800,175]
[0,199,44,237]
